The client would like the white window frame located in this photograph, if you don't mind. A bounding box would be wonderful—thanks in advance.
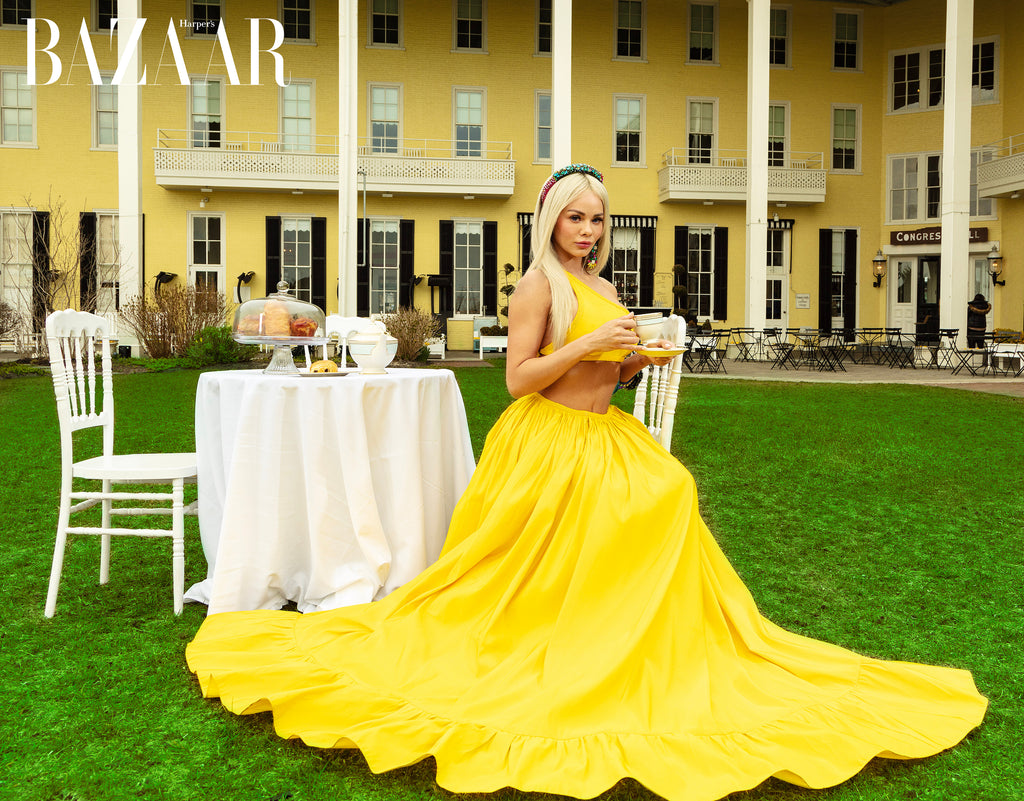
[281,216,313,302]
[830,104,860,173]
[280,79,314,152]
[186,0,222,38]
[535,90,551,163]
[612,94,645,167]
[1,68,35,147]
[686,225,716,321]
[452,218,484,318]
[187,211,226,296]
[368,0,403,48]
[536,0,551,55]
[686,97,717,164]
[767,102,788,167]
[766,228,789,324]
[368,218,401,316]
[95,211,120,315]
[972,37,998,105]
[92,0,117,34]
[452,0,487,53]
[280,0,315,43]
[91,73,117,150]
[829,229,850,328]
[610,227,641,308]
[832,9,861,72]
[888,154,920,223]
[613,0,646,62]
[452,86,485,158]
[188,75,225,149]
[970,149,995,219]
[769,5,791,69]
[368,83,402,154]
[687,1,718,65]
[0,0,33,28]
[0,208,33,323]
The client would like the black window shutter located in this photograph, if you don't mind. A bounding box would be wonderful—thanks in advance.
[265,216,281,293]
[356,218,369,317]
[712,227,728,321]
[438,221,454,318]
[483,221,498,316]
[399,219,414,310]
[843,229,858,332]
[639,227,655,307]
[311,216,327,311]
[32,211,50,330]
[79,212,97,313]
[818,229,832,330]
[520,222,532,270]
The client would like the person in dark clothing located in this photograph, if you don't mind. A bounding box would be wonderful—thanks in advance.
[967,293,991,348]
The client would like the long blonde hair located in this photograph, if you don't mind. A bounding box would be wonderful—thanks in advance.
[527,172,611,349]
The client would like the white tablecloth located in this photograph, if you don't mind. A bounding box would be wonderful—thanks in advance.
[185,368,476,614]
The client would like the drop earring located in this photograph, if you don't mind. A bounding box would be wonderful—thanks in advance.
[585,244,599,271]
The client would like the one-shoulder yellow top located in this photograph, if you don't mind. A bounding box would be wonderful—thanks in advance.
[539,272,632,362]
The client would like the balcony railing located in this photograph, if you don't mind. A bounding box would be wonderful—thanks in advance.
[977,134,1024,199]
[154,129,342,192]
[356,138,515,196]
[153,129,516,196]
[658,148,827,204]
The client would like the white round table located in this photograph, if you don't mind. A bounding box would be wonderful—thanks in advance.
[185,368,476,614]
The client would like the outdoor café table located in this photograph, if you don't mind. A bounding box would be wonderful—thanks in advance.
[985,342,1024,376]
[185,367,476,615]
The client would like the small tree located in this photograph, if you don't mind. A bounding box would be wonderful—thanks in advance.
[0,300,22,340]
[498,262,517,319]
[382,307,440,362]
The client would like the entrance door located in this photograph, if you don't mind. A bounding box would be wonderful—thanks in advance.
[891,259,916,332]
[917,257,940,343]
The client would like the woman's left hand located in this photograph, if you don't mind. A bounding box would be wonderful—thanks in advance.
[641,339,679,366]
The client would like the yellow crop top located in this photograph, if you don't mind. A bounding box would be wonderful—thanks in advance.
[538,272,632,362]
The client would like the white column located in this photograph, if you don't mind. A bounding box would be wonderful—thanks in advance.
[744,0,770,331]
[551,0,572,168]
[116,0,143,319]
[940,0,973,342]
[338,0,359,315]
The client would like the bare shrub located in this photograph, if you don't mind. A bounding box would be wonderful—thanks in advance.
[119,285,231,358]
[382,307,440,362]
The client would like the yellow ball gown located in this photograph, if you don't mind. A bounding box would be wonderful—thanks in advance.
[187,392,986,801]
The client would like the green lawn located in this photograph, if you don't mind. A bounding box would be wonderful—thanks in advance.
[1,364,1021,801]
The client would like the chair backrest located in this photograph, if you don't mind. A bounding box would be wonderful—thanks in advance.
[46,309,115,462]
[632,352,686,450]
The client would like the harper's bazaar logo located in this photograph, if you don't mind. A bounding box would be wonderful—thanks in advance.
[26,17,290,86]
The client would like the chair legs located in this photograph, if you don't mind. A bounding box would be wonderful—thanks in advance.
[46,477,189,617]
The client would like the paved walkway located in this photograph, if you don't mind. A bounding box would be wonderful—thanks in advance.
[445,350,1024,398]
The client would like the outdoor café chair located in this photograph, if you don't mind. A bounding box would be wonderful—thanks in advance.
[43,309,198,618]
[933,328,959,369]
[684,329,728,374]
[764,328,795,370]
[881,328,915,369]
[731,328,757,362]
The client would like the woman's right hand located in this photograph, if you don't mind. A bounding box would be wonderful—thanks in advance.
[585,313,640,354]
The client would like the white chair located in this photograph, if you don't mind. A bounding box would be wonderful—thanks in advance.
[44,309,198,617]
[632,315,687,450]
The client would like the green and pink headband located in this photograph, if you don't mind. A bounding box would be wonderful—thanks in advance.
[538,163,603,207]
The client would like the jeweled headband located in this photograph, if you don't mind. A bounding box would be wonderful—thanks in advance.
[538,163,604,207]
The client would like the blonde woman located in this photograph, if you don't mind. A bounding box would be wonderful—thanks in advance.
[188,165,985,801]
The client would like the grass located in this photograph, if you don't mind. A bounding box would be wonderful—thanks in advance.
[1,362,1022,801]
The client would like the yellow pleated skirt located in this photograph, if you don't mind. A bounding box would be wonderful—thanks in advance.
[186,393,986,801]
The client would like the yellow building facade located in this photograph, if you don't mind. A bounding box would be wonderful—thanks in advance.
[1,0,1021,352]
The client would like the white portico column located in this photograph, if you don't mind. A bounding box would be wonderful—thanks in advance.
[116,0,143,322]
[940,0,973,343]
[551,0,572,169]
[338,0,358,315]
[744,0,770,331]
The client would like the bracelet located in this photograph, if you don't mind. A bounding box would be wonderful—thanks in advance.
[615,371,643,392]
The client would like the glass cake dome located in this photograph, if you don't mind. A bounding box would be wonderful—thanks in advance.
[232,280,327,374]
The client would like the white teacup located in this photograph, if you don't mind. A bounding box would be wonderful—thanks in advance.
[634,315,665,344]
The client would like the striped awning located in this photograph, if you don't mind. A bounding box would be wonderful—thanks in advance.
[517,213,658,228]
